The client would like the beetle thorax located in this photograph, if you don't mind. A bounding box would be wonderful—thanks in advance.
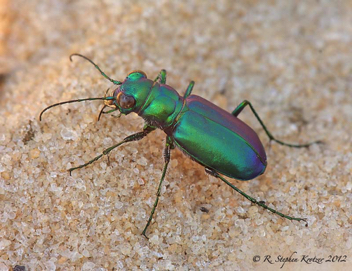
[139,83,184,130]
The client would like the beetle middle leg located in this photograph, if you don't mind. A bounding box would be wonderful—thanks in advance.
[231,100,322,148]
[183,81,195,99]
[68,125,156,175]
[142,136,173,238]
[205,168,308,225]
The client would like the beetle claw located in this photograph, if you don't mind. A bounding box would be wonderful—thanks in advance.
[142,232,149,240]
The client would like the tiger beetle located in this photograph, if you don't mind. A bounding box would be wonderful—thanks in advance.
[40,54,321,238]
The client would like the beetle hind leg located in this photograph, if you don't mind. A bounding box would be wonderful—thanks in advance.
[205,168,308,226]
[231,100,322,148]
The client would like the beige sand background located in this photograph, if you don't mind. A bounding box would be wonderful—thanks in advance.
[0,1,351,270]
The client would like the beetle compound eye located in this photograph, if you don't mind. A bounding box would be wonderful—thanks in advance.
[118,93,136,109]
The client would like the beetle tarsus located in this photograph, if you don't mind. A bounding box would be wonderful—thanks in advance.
[142,232,149,239]
[142,137,172,237]
[232,100,321,149]
[205,167,307,224]
[304,219,309,227]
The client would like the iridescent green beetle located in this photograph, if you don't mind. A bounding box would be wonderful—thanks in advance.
[40,54,321,237]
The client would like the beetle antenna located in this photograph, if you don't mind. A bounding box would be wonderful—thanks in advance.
[70,53,122,85]
[39,97,115,121]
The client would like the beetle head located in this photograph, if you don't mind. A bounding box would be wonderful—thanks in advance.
[105,71,153,115]
[39,54,154,121]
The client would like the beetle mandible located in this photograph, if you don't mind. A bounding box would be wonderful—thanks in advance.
[40,54,321,238]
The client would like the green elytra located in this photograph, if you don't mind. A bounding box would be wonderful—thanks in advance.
[40,54,321,238]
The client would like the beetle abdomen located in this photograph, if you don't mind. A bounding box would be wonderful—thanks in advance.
[186,95,266,162]
[172,96,267,180]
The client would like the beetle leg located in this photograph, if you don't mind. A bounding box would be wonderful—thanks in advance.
[183,81,195,99]
[231,100,322,148]
[68,125,156,175]
[205,168,308,226]
[154,69,167,84]
[142,137,173,238]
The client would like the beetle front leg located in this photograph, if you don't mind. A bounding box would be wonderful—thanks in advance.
[205,168,308,226]
[142,136,173,238]
[68,125,156,175]
[232,100,322,148]
[154,69,167,84]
